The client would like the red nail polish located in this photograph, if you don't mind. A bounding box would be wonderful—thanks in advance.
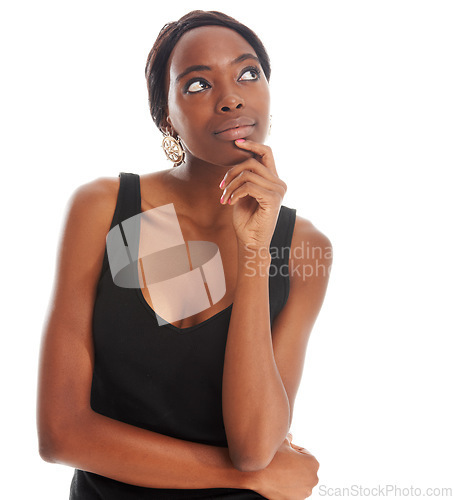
[228,197,231,204]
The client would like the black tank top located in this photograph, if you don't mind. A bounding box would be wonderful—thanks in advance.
[69,172,297,499]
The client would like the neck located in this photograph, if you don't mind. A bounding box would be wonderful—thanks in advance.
[163,153,235,230]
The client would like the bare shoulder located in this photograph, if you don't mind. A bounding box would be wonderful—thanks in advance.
[292,215,333,253]
[70,175,119,209]
[289,215,333,284]
[54,175,121,281]
[64,175,120,230]
[47,176,122,324]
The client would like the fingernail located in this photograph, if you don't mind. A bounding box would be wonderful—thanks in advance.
[219,179,225,189]
[235,139,245,143]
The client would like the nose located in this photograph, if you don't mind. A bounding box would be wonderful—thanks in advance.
[216,94,245,113]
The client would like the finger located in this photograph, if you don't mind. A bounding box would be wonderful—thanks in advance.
[294,447,310,455]
[285,433,293,445]
[293,446,314,456]
[220,159,286,197]
[220,169,285,205]
[234,139,277,174]
[228,181,281,209]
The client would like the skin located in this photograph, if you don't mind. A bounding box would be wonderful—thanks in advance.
[159,24,271,228]
[139,25,277,328]
[37,24,331,499]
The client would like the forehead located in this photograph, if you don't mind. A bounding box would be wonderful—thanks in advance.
[167,25,257,80]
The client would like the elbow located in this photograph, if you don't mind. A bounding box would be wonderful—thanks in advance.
[232,462,267,473]
[228,433,281,472]
[230,450,273,472]
[37,412,79,463]
[39,443,57,463]
[38,429,62,463]
[231,457,271,472]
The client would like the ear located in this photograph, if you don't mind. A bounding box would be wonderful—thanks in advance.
[158,113,173,134]
[166,115,176,134]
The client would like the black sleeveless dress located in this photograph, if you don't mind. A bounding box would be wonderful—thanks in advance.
[69,172,297,499]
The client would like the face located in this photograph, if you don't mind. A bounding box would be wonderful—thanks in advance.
[163,25,270,167]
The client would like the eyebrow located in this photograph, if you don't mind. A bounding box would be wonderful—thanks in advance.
[175,53,260,83]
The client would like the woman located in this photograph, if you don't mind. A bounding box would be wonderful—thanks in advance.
[37,10,332,500]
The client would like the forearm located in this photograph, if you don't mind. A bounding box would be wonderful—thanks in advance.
[222,244,290,470]
[47,408,255,490]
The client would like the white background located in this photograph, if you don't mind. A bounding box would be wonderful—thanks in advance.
[1,1,452,498]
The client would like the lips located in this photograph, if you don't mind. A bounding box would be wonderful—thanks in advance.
[214,125,255,141]
[214,116,255,134]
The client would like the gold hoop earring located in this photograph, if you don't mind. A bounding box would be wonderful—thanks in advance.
[161,130,185,167]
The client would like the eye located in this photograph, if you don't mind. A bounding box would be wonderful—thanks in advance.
[185,79,211,94]
[239,66,261,81]
[184,66,261,94]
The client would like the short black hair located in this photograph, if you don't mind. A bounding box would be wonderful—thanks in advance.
[145,10,271,133]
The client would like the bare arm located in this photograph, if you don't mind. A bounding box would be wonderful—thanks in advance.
[222,220,333,472]
[222,244,290,472]
[36,177,255,491]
